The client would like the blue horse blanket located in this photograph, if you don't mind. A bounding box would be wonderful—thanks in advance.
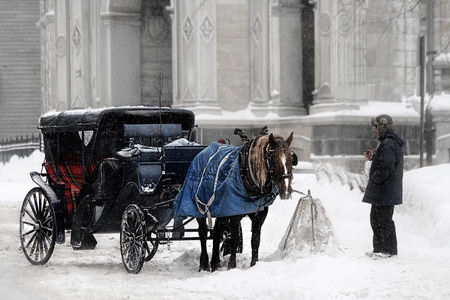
[173,142,277,218]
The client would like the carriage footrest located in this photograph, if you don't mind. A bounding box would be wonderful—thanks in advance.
[72,231,97,250]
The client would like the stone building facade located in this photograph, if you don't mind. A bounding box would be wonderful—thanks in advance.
[37,0,450,167]
[0,0,41,141]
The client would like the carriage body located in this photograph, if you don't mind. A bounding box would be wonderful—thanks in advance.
[20,107,206,270]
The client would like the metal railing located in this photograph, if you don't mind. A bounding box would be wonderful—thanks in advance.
[0,134,42,164]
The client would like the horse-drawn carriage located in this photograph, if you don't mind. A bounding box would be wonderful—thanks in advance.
[19,107,209,273]
[20,106,297,273]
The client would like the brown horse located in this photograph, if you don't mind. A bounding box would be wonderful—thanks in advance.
[196,132,296,271]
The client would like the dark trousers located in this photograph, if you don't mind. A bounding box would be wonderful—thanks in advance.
[370,205,397,255]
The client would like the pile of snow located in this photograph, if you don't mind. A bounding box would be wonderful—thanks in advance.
[407,92,450,111]
[397,164,450,248]
[274,195,340,258]
[0,150,45,206]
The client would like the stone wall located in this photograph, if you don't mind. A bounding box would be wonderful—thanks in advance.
[0,0,41,140]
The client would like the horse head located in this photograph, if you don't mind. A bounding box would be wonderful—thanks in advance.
[267,132,296,200]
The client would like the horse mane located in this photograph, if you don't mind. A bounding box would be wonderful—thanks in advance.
[249,135,271,191]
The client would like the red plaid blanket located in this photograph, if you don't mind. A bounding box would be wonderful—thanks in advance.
[45,158,97,216]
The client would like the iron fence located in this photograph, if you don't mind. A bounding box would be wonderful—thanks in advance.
[0,134,42,164]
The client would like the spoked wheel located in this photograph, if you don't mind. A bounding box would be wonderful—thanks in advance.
[19,188,56,265]
[144,231,160,262]
[120,204,147,274]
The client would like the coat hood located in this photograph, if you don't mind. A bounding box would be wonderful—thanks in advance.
[380,130,405,148]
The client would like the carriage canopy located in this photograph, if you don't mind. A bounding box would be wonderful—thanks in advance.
[39,106,196,158]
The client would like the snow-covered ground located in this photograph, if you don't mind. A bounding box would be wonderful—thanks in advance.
[1,150,450,300]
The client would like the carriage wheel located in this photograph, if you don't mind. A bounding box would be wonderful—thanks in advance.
[144,231,160,262]
[120,204,146,274]
[19,188,56,265]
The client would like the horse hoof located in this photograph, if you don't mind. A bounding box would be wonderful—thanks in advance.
[198,265,210,272]
[227,261,237,270]
[198,261,210,272]
[210,262,220,272]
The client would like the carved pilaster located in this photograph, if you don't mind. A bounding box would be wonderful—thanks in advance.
[249,0,270,116]
[100,0,141,107]
[167,3,178,105]
[269,0,281,112]
[268,0,305,117]
[68,0,88,109]
[37,0,56,113]
[314,0,333,105]
[172,0,220,114]
[53,0,70,111]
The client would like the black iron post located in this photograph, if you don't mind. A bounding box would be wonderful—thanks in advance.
[425,0,436,166]
[425,107,435,165]
[419,35,425,168]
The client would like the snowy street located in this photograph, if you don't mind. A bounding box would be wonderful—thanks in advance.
[1,151,450,300]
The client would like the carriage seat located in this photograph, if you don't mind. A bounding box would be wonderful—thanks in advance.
[93,158,122,201]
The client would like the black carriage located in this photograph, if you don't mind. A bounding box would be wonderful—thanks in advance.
[19,106,207,273]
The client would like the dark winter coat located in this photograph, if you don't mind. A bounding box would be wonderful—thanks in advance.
[362,130,405,206]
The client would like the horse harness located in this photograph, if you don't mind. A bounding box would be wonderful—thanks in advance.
[239,135,292,200]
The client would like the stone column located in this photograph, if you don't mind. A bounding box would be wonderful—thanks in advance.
[37,0,56,113]
[53,0,71,111]
[67,0,93,109]
[100,0,141,107]
[249,0,270,116]
[268,0,305,117]
[171,0,220,115]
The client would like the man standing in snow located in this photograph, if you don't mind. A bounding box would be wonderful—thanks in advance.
[362,114,404,259]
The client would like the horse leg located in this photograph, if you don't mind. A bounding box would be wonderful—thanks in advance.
[210,217,225,272]
[197,218,210,272]
[248,207,269,267]
[227,215,244,270]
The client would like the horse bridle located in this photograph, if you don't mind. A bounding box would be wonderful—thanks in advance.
[265,143,294,182]
[239,136,296,199]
